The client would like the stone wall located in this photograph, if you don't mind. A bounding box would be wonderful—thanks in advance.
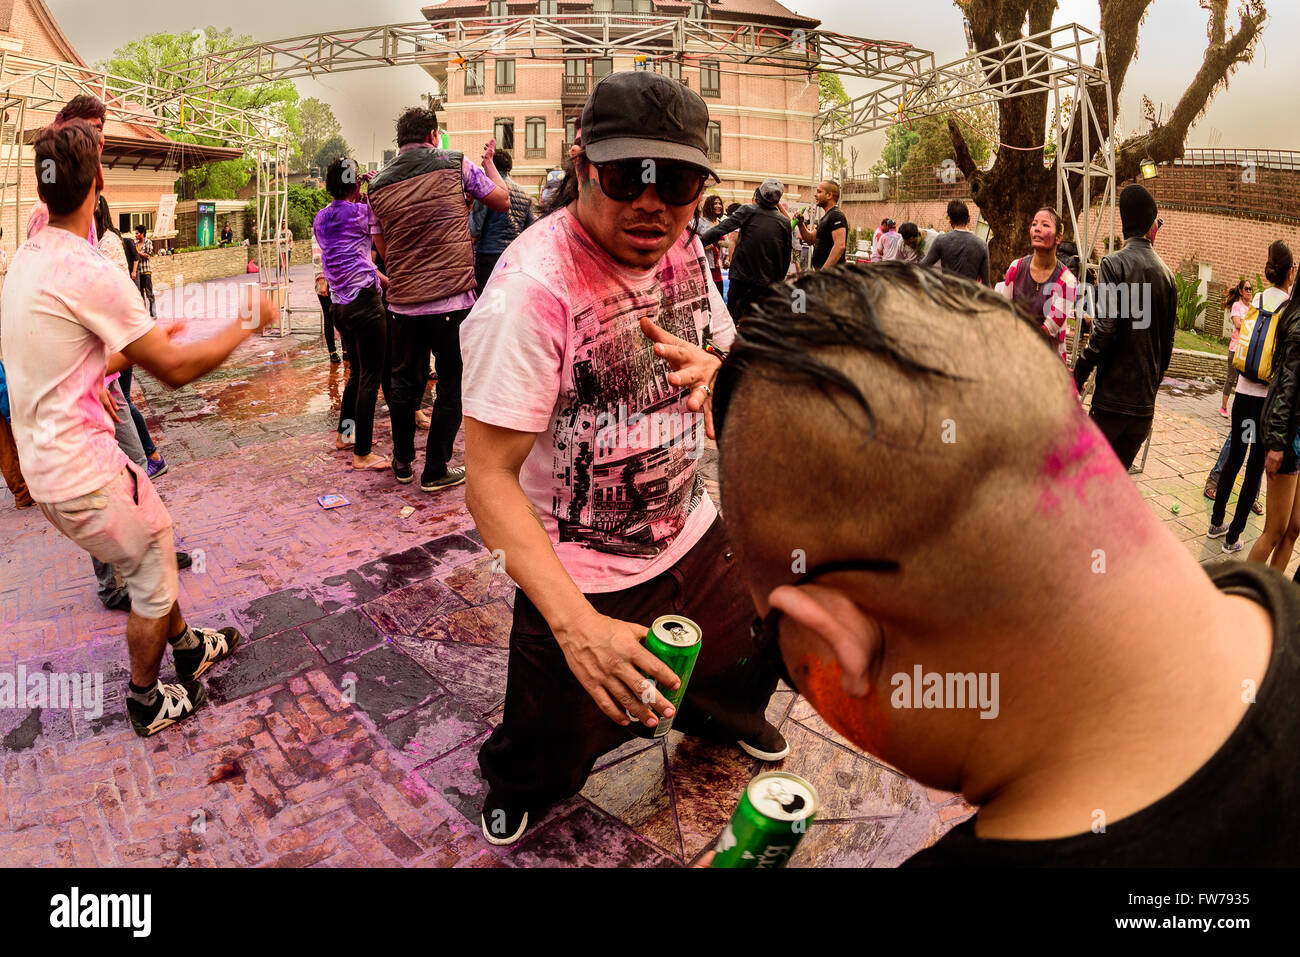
[151,242,311,287]
[1167,347,1232,386]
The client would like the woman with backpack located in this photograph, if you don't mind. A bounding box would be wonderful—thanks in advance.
[999,206,1078,363]
[1250,250,1300,570]
[1209,241,1295,553]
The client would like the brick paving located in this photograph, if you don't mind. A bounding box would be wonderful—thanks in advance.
[0,266,1261,867]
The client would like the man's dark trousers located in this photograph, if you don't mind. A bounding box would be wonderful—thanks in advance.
[389,309,467,483]
[478,517,780,811]
[1090,408,1152,471]
[137,273,155,318]
[726,278,768,325]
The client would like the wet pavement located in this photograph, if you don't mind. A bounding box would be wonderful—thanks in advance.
[0,269,1259,866]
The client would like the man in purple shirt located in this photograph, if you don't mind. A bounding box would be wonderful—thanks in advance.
[314,157,394,471]
[368,107,509,491]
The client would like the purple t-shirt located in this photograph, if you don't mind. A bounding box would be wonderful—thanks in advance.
[371,151,499,317]
[313,200,381,306]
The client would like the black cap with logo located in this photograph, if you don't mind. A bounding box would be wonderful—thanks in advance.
[580,70,714,174]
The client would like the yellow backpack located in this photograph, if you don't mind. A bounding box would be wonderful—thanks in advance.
[1233,294,1288,383]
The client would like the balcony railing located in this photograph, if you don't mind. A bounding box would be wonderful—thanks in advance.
[564,75,590,95]
[526,146,546,158]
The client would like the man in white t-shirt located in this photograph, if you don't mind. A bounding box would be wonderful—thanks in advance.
[461,71,788,846]
[1,121,277,736]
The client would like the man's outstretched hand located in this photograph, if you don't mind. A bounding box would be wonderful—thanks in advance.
[639,313,722,439]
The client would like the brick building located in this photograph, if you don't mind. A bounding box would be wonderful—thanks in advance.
[418,0,820,207]
[0,0,242,254]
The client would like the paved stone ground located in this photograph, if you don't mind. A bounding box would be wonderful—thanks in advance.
[0,268,1268,867]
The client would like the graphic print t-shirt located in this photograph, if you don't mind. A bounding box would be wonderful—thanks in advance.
[460,208,735,593]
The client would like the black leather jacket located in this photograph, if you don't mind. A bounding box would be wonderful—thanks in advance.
[699,204,792,287]
[1072,237,1177,417]
[1263,296,1300,453]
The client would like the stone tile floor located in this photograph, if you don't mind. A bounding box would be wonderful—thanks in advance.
[0,269,1274,866]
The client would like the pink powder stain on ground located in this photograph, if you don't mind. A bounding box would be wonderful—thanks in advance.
[1036,420,1120,515]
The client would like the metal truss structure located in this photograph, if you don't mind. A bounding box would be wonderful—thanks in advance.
[1,15,1116,350]
[816,22,1117,367]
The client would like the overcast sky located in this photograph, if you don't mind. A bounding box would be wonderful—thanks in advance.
[46,0,1299,166]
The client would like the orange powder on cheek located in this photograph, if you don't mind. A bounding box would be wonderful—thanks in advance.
[797,653,891,756]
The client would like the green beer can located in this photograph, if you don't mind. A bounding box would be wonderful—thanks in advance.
[631,615,702,738]
[711,771,819,868]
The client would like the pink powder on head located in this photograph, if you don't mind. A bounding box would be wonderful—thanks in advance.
[1035,418,1121,515]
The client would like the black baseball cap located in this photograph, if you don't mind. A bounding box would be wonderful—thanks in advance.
[580,71,714,175]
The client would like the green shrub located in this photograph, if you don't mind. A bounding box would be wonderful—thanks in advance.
[1174,273,1208,332]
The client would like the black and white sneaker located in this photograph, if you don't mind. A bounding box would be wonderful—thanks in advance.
[421,467,466,493]
[481,792,530,846]
[173,626,242,681]
[738,722,790,761]
[127,680,207,737]
[393,460,414,484]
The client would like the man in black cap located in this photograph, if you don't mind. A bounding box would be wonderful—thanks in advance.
[699,177,793,322]
[1072,183,1177,469]
[460,70,788,846]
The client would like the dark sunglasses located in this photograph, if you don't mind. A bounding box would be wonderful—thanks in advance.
[589,158,711,207]
[753,558,902,695]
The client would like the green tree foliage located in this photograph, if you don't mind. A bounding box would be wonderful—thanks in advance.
[298,98,343,174]
[97,27,302,199]
[818,72,850,176]
[312,134,353,178]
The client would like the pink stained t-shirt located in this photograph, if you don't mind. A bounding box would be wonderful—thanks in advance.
[460,208,735,593]
[1229,300,1248,352]
[0,225,154,502]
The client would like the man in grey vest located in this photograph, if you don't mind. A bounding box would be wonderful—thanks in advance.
[368,107,510,491]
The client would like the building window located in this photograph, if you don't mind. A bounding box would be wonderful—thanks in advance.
[526,117,546,157]
[565,58,589,94]
[593,0,611,10]
[593,58,613,79]
[465,62,485,95]
[488,0,509,15]
[706,121,721,161]
[564,115,578,146]
[688,1,708,20]
[538,0,558,12]
[613,0,649,11]
[494,118,516,150]
[700,60,720,97]
[496,58,516,93]
[654,59,681,81]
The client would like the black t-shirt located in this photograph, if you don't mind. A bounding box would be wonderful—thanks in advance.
[905,562,1300,866]
[121,234,137,272]
[812,205,848,269]
[698,204,792,287]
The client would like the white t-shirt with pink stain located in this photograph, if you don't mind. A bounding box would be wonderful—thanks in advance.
[1,225,154,502]
[461,208,736,593]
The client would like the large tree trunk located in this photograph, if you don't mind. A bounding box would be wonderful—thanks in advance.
[951,0,1266,276]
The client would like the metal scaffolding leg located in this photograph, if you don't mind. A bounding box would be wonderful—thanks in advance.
[0,91,26,246]
[257,144,290,338]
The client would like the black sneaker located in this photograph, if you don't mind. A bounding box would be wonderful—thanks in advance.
[127,680,207,737]
[421,466,466,493]
[101,587,131,612]
[738,722,790,761]
[176,551,193,570]
[330,352,341,364]
[393,460,414,484]
[481,792,530,846]
[173,626,242,681]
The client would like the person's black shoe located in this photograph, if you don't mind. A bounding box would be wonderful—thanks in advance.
[102,587,131,612]
[176,551,192,570]
[330,352,341,364]
[394,460,414,484]
[481,792,530,846]
[127,680,207,737]
[173,625,242,681]
[421,466,466,493]
[738,722,790,761]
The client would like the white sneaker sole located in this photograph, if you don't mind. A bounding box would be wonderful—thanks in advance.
[738,738,790,762]
[481,809,529,846]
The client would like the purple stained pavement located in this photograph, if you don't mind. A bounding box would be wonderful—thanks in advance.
[0,264,971,867]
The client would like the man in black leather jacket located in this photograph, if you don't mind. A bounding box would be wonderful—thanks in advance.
[1263,296,1300,487]
[1072,184,1177,469]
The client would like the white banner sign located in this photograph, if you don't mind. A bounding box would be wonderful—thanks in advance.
[154,193,178,236]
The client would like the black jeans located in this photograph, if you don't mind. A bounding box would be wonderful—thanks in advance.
[330,286,388,457]
[726,277,769,324]
[1089,408,1152,471]
[478,517,779,811]
[117,367,157,457]
[137,273,155,318]
[475,253,502,297]
[320,294,337,355]
[388,308,467,481]
[1213,392,1267,545]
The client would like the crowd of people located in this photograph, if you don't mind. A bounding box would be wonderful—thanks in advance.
[0,75,1296,867]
